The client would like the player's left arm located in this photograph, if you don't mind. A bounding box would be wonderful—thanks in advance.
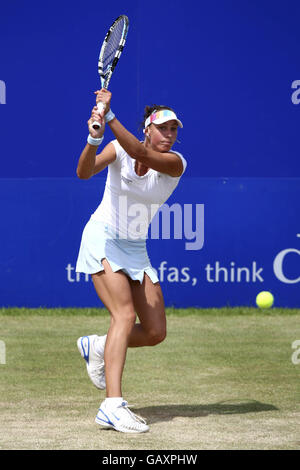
[95,89,184,177]
[109,118,183,176]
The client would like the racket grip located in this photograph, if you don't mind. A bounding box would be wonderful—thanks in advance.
[92,102,105,130]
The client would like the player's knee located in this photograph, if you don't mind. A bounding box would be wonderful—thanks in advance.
[111,308,136,327]
[148,326,166,346]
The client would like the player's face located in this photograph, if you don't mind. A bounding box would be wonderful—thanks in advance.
[148,120,178,152]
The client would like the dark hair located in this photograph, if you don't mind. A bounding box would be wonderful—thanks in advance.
[138,104,176,131]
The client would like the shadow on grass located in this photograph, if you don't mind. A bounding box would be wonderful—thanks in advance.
[135,399,278,424]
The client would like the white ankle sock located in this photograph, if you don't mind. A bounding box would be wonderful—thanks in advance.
[105,397,123,409]
[94,335,107,356]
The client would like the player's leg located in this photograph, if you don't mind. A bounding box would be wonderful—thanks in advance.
[128,273,167,347]
[91,259,149,433]
[91,259,136,397]
[80,267,165,392]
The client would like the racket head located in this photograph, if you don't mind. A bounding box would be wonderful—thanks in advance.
[97,15,129,89]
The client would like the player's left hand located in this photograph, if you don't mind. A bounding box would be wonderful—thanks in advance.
[94,88,112,116]
[88,106,105,138]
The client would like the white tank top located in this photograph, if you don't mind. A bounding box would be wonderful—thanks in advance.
[91,140,187,239]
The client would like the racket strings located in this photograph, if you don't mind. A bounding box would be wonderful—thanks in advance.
[102,20,126,71]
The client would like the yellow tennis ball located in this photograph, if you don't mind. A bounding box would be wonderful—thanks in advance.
[256,291,274,308]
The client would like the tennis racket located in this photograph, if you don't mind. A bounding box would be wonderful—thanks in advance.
[92,15,129,130]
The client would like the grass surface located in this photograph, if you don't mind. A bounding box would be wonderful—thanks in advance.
[0,308,299,450]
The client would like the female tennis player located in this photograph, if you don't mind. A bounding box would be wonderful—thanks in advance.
[76,88,186,433]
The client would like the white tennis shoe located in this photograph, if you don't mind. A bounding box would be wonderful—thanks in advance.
[77,335,106,390]
[95,400,149,433]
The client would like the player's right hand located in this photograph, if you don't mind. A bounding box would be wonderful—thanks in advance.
[88,106,105,138]
[94,89,112,115]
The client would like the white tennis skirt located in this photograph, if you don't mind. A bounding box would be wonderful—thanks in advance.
[75,218,159,284]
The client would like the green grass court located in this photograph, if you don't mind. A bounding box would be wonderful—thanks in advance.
[0,307,299,450]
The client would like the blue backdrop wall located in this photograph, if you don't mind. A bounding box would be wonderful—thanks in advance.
[1,0,299,307]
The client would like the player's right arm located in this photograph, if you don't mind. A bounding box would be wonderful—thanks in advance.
[76,143,116,179]
[76,106,116,179]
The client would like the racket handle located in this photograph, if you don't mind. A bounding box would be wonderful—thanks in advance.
[92,102,105,130]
